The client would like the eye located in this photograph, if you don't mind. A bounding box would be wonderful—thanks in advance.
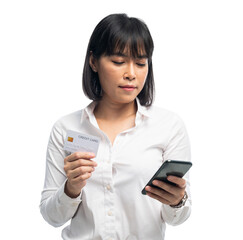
[112,61,124,65]
[136,58,148,67]
[136,63,146,67]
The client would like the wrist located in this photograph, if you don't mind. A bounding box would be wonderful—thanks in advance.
[64,181,81,198]
[170,191,188,208]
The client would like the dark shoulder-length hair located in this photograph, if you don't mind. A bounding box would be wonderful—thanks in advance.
[82,13,154,107]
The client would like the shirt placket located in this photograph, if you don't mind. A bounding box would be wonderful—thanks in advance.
[103,141,116,240]
[85,110,116,239]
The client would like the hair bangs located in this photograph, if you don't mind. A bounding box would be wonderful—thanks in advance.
[105,35,149,59]
[103,17,153,59]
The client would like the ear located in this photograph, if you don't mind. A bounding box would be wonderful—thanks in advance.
[89,51,98,72]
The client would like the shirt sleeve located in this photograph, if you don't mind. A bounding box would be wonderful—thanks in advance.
[161,115,192,226]
[39,121,82,227]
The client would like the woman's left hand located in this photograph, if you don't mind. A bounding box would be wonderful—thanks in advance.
[145,176,186,206]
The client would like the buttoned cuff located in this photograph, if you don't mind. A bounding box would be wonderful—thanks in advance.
[161,198,191,226]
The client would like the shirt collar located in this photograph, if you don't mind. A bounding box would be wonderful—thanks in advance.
[81,101,98,127]
[81,98,152,124]
[135,98,151,119]
[84,101,97,119]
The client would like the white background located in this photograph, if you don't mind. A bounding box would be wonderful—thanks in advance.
[0,0,242,239]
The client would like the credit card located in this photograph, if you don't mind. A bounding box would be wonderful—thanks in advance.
[64,130,100,155]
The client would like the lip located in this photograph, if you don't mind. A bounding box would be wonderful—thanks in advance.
[119,85,137,92]
[119,85,137,88]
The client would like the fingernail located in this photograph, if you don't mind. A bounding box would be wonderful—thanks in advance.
[145,186,151,191]
[93,162,98,167]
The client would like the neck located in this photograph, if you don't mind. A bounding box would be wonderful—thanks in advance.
[94,97,137,121]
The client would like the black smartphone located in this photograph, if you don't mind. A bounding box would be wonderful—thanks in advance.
[141,160,192,195]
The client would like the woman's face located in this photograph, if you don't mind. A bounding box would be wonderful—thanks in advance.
[90,50,149,104]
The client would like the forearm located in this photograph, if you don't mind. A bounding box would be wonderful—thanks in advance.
[40,181,82,227]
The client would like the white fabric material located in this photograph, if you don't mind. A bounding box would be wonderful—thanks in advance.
[40,99,192,240]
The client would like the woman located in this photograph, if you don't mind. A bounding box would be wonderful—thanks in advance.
[40,13,192,240]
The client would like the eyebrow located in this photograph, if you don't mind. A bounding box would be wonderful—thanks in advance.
[112,52,148,59]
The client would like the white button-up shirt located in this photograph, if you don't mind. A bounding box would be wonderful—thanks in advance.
[40,99,192,240]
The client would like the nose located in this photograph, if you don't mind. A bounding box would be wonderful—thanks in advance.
[123,62,136,81]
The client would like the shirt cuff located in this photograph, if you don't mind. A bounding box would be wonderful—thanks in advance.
[161,198,191,226]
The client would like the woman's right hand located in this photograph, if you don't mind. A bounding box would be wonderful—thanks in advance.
[64,152,97,198]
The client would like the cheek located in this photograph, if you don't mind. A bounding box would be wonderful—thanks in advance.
[99,65,119,84]
[98,70,120,96]
[138,68,149,87]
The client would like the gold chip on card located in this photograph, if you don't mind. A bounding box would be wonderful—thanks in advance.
[67,137,74,142]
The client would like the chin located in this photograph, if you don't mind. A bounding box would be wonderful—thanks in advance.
[113,95,137,104]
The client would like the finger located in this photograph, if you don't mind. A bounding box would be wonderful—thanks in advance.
[67,166,95,179]
[146,190,171,205]
[167,176,186,188]
[152,180,177,195]
[65,152,95,162]
[146,185,185,205]
[145,185,174,203]
[68,159,97,170]
[64,159,97,173]
[71,172,92,183]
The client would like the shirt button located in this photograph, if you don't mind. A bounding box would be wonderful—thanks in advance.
[106,184,111,191]
[107,210,113,216]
